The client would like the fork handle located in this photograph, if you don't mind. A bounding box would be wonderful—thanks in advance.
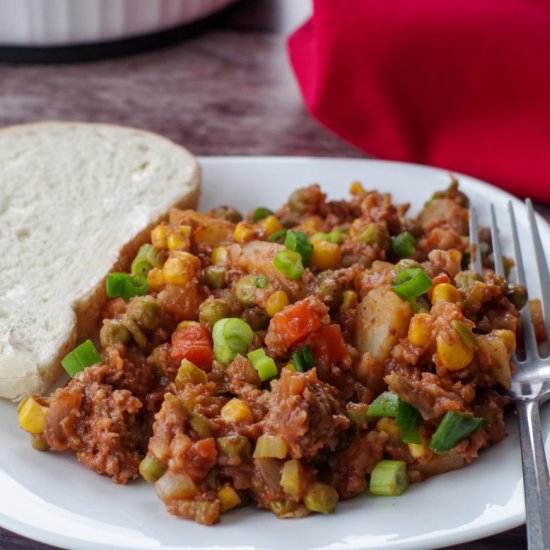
[516,398,550,550]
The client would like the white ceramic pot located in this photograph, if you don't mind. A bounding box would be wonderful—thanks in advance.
[0,0,238,46]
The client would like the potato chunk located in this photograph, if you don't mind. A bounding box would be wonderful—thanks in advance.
[356,286,412,363]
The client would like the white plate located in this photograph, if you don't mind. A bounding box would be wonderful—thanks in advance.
[1,156,547,550]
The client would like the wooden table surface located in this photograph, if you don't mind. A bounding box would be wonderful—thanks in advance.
[0,0,546,548]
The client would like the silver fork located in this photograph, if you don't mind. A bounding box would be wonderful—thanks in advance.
[470,201,550,550]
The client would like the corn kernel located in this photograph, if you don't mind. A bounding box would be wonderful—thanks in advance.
[408,313,432,347]
[211,246,229,266]
[147,267,165,292]
[431,283,461,305]
[167,225,192,251]
[376,417,401,438]
[162,251,199,286]
[342,290,358,310]
[311,240,342,270]
[18,397,48,434]
[265,290,289,317]
[282,363,296,372]
[253,434,288,459]
[350,181,367,196]
[259,215,284,237]
[446,250,463,276]
[408,429,433,462]
[494,329,516,355]
[234,222,260,243]
[408,442,428,459]
[218,485,241,512]
[151,224,168,249]
[436,332,474,371]
[220,398,253,424]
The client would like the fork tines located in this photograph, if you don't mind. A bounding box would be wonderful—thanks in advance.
[480,200,550,361]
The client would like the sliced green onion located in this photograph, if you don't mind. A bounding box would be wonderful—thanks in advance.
[255,275,269,289]
[212,318,254,366]
[106,273,148,302]
[291,346,314,373]
[395,400,422,444]
[268,229,288,243]
[367,391,399,418]
[253,207,274,223]
[131,244,161,277]
[247,348,278,381]
[301,345,315,369]
[391,231,416,258]
[254,356,278,381]
[369,460,409,496]
[391,268,432,301]
[273,250,304,280]
[292,350,305,372]
[61,339,101,377]
[247,348,266,363]
[429,411,484,454]
[451,320,476,349]
[284,230,312,265]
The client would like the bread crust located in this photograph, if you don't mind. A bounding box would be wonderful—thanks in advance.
[0,121,201,399]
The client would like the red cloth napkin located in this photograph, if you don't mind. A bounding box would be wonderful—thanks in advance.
[288,0,550,203]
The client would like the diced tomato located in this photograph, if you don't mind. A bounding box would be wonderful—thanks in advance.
[267,298,323,350]
[171,325,213,370]
[307,324,349,364]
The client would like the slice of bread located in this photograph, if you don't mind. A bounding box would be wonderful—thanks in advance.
[0,122,201,399]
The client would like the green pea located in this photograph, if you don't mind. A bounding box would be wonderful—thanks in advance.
[199,299,232,329]
[100,319,131,348]
[507,283,527,310]
[234,275,258,307]
[127,298,162,331]
[139,456,166,484]
[205,265,227,289]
